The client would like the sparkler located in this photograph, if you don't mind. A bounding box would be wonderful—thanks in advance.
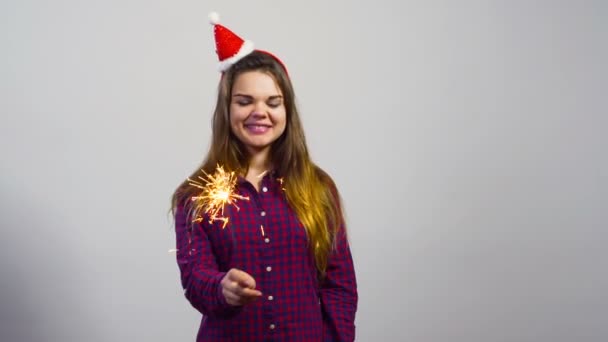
[188,165,249,228]
[277,177,285,191]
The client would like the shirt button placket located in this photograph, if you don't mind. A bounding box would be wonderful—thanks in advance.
[260,180,276,334]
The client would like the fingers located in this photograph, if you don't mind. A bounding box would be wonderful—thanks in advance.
[222,286,261,305]
[239,287,262,297]
[225,277,262,297]
[221,268,262,306]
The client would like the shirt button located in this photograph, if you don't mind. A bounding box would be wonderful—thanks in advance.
[264,238,270,243]
[266,266,272,272]
[269,324,276,330]
[262,186,268,192]
[268,295,274,301]
[261,211,266,217]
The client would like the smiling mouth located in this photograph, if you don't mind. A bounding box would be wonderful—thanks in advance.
[244,124,272,134]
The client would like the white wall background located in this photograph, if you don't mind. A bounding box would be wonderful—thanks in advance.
[1,0,606,341]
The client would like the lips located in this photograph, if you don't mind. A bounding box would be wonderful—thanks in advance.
[244,124,271,134]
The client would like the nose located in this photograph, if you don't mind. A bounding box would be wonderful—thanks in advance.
[250,111,266,119]
[250,101,268,118]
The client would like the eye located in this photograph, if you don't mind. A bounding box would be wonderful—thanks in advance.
[236,100,251,106]
[267,101,282,108]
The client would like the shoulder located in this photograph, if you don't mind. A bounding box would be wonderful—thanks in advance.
[172,179,196,217]
[174,181,191,204]
[313,164,343,205]
[315,164,341,191]
[313,165,337,188]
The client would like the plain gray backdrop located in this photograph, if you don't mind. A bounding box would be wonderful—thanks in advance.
[1,0,606,341]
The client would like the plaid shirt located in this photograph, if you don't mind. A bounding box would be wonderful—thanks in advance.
[175,171,358,341]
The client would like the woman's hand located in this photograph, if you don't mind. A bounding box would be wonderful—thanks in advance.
[221,268,262,306]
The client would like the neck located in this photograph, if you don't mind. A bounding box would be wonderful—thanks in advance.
[247,147,271,176]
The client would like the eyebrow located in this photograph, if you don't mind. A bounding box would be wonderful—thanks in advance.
[233,94,283,100]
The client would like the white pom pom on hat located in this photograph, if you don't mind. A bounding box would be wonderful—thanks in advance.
[208,11,220,25]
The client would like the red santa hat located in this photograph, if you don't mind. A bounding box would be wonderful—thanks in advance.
[208,12,287,73]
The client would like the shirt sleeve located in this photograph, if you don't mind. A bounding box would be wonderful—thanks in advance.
[174,202,242,319]
[320,224,358,342]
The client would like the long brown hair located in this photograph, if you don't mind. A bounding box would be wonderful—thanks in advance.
[171,51,344,277]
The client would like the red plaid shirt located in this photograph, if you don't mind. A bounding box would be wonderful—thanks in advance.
[175,171,358,341]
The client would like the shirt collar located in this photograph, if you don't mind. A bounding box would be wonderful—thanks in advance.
[236,169,280,185]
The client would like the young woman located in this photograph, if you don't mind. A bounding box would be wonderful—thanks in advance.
[172,13,357,341]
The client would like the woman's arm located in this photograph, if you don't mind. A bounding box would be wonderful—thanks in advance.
[174,203,242,319]
[320,224,358,341]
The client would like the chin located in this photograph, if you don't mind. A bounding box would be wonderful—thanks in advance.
[247,142,272,150]
[243,137,276,150]
[243,135,273,145]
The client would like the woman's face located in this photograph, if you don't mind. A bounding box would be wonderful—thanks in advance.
[229,70,287,155]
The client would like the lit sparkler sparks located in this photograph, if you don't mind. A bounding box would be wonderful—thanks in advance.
[188,165,249,228]
[277,177,285,191]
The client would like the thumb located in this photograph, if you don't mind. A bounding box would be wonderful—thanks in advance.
[230,269,257,289]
